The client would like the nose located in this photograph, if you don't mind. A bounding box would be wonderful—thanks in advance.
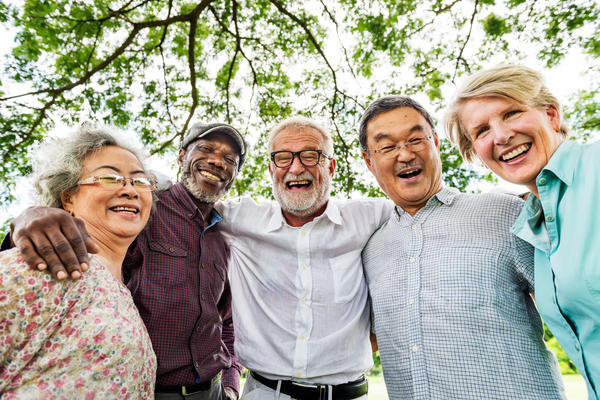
[287,155,306,175]
[491,122,514,145]
[206,153,226,169]
[119,180,139,198]
[394,145,416,163]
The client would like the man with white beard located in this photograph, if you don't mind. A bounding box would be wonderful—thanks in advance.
[8,116,394,400]
[214,116,393,399]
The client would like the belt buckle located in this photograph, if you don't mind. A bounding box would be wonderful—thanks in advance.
[182,386,204,396]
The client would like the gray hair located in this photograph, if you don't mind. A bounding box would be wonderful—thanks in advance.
[267,116,334,156]
[31,125,149,208]
[359,96,436,151]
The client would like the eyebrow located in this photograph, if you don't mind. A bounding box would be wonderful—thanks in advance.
[92,165,146,175]
[372,124,428,142]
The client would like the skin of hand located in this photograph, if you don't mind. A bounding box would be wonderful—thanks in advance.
[10,206,98,280]
[223,386,238,400]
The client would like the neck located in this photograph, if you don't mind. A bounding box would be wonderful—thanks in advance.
[87,228,134,283]
[191,197,214,221]
[282,201,328,227]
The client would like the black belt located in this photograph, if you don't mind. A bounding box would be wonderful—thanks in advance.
[250,371,368,400]
[155,380,212,395]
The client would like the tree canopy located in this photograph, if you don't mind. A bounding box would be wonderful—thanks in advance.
[0,0,598,207]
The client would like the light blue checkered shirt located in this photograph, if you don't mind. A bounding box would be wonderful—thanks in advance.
[362,188,566,400]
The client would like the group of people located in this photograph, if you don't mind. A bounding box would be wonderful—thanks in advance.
[0,64,597,400]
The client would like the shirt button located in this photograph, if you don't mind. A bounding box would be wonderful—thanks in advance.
[188,213,193,217]
[411,224,417,230]
[169,247,174,252]
[412,345,419,352]
[300,264,307,270]
[296,372,302,377]
[409,257,416,263]
[538,178,547,186]
[197,326,202,332]
[300,298,306,304]
[201,263,205,269]
[194,361,200,368]
[300,334,306,340]
[409,298,415,305]
[575,343,580,351]
[201,295,206,300]
[301,231,307,236]
[546,215,554,222]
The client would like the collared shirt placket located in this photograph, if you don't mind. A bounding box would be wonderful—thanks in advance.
[401,208,429,399]
[293,222,315,380]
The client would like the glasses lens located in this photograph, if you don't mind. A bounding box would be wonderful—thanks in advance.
[97,175,123,188]
[132,177,154,191]
[299,150,320,166]
[273,152,293,167]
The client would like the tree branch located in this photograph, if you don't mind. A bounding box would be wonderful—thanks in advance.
[452,0,479,82]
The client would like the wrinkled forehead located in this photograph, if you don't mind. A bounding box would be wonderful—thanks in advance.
[272,126,326,152]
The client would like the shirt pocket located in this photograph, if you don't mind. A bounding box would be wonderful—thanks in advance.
[329,250,365,303]
[147,241,188,286]
[209,261,227,300]
[439,247,500,308]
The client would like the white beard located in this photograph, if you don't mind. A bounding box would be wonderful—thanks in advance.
[272,171,331,218]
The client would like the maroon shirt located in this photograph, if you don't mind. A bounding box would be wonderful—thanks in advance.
[123,183,242,390]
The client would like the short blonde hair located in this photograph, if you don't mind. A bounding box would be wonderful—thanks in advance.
[267,116,334,156]
[445,65,569,162]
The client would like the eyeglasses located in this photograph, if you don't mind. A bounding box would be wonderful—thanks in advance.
[369,135,432,158]
[77,174,156,191]
[270,149,331,168]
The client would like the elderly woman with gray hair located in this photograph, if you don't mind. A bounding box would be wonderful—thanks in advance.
[0,127,156,398]
[446,65,600,400]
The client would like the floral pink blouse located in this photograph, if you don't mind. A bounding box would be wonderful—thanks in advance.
[0,248,156,399]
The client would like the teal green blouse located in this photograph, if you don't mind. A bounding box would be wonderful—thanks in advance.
[513,140,600,400]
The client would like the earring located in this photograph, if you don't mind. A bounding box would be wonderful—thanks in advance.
[68,209,75,217]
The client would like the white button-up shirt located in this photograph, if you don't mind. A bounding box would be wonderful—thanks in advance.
[218,197,393,384]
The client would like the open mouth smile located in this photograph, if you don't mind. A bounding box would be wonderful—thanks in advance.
[500,143,531,162]
[286,180,313,190]
[397,167,422,179]
[109,206,140,214]
[199,170,222,182]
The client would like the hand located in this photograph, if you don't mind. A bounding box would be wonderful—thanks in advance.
[223,386,238,400]
[10,206,98,280]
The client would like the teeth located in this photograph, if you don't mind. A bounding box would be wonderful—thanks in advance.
[111,206,138,213]
[200,171,221,181]
[501,144,531,161]
[398,168,421,177]
[288,180,310,186]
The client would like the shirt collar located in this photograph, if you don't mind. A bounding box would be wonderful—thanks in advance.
[540,140,577,186]
[266,199,342,232]
[394,186,455,217]
[170,183,222,228]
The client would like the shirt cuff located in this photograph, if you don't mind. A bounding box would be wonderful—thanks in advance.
[221,365,242,393]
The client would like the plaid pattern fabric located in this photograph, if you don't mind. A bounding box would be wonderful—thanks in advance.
[362,188,566,400]
[123,183,242,390]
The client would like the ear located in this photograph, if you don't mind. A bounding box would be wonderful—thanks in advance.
[327,157,336,177]
[362,151,377,175]
[60,191,74,211]
[545,105,561,132]
[268,162,273,178]
[177,148,186,166]
[433,131,440,151]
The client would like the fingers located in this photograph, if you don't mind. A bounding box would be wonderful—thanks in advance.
[11,206,95,280]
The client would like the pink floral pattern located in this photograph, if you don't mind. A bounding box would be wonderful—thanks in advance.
[0,248,156,399]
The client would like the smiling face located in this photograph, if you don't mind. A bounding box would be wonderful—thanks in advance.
[178,131,240,204]
[61,145,152,241]
[459,96,563,195]
[269,126,336,225]
[363,107,443,215]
